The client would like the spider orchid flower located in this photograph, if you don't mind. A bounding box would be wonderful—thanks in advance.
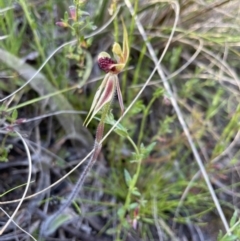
[83,22,129,127]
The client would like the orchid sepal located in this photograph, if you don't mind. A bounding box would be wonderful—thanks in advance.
[111,20,129,72]
[83,73,117,127]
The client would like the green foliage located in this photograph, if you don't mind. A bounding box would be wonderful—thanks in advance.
[0,144,12,162]
[218,211,240,241]
[45,213,74,237]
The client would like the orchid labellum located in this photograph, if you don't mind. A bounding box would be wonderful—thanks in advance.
[83,21,129,127]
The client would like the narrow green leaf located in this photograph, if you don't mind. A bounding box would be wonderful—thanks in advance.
[106,227,117,235]
[105,112,128,137]
[117,206,125,218]
[132,189,141,196]
[115,128,128,137]
[153,87,164,98]
[64,11,69,21]
[46,213,72,236]
[11,109,18,121]
[230,210,238,227]
[222,235,239,241]
[124,169,132,187]
[217,230,223,240]
[129,202,138,210]
[140,142,156,158]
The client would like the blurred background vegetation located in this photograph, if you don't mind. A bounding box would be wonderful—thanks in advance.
[1,0,240,240]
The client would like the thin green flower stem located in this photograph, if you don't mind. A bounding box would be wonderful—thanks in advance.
[0,182,34,198]
[127,135,139,155]
[137,93,158,146]
[18,0,56,86]
[116,135,141,241]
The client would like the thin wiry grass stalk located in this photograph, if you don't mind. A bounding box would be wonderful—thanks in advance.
[0,131,32,235]
[133,39,203,87]
[124,0,230,235]
[211,130,240,163]
[165,39,203,81]
[173,171,201,230]
[0,207,37,241]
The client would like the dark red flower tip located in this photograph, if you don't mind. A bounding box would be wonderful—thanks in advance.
[98,57,116,73]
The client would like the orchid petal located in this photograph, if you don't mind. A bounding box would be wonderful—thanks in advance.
[83,73,109,126]
[94,74,116,113]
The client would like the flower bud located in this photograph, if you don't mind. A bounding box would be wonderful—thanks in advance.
[69,6,77,21]
[56,21,68,27]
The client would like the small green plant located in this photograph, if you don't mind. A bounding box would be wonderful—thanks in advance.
[116,140,156,240]
[0,107,27,162]
[218,211,240,241]
[56,0,95,81]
